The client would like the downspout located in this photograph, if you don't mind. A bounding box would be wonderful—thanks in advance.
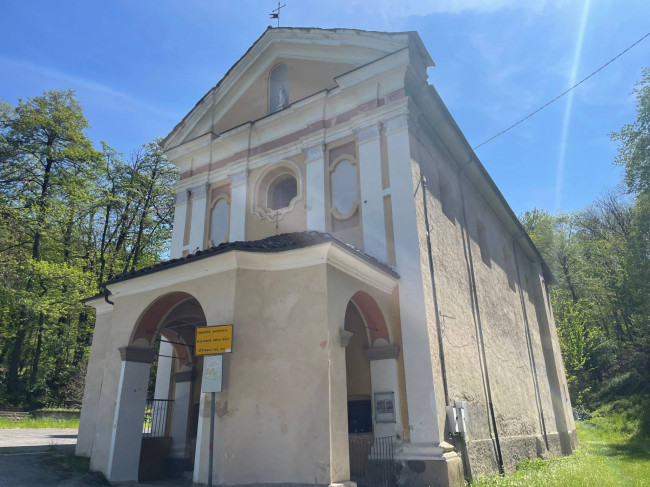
[512,234,550,451]
[458,161,505,474]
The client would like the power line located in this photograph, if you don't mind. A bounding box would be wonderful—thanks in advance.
[472,31,650,151]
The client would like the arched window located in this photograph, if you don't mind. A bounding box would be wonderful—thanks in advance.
[252,162,302,221]
[209,198,230,246]
[267,174,297,210]
[269,63,289,114]
[330,159,358,218]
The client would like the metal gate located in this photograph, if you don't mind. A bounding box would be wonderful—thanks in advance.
[349,435,395,487]
[143,399,174,438]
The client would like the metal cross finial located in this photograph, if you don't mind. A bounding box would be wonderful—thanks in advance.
[269,2,286,27]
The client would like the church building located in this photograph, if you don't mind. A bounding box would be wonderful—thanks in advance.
[76,28,576,487]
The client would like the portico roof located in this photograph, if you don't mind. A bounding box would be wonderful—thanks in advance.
[101,231,398,290]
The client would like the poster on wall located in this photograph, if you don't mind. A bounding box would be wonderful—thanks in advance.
[374,391,396,423]
[202,354,223,393]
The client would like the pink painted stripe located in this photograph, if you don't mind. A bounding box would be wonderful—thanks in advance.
[180,87,406,180]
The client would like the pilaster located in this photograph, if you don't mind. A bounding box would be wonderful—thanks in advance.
[385,113,442,452]
[304,144,327,232]
[357,123,387,262]
[229,170,247,242]
[189,183,209,252]
[106,347,153,482]
[170,190,189,258]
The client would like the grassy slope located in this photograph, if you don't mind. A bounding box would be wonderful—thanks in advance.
[471,403,650,487]
[0,417,79,428]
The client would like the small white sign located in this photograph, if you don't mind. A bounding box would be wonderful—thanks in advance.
[202,355,223,393]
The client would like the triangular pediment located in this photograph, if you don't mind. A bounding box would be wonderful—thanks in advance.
[162,28,426,151]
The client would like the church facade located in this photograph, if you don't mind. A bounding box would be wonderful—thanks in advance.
[77,28,576,487]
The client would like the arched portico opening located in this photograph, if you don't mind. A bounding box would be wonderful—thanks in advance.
[106,292,207,483]
[344,291,399,486]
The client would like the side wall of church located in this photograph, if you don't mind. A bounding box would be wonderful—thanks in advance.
[408,119,576,475]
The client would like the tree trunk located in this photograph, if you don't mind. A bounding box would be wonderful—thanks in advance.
[29,312,45,387]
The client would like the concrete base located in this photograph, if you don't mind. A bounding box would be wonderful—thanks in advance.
[396,452,464,487]
[329,482,357,487]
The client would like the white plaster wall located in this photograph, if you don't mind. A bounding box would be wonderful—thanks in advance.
[106,359,150,482]
[370,359,401,439]
[170,190,188,258]
[189,183,209,251]
[358,124,387,262]
[385,113,442,454]
[305,144,327,232]
[154,340,173,400]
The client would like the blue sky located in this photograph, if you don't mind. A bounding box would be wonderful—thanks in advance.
[1,0,648,215]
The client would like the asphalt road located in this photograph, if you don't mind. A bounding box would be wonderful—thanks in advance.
[0,451,107,487]
[0,428,77,453]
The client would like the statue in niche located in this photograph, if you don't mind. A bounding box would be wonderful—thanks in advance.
[275,85,287,112]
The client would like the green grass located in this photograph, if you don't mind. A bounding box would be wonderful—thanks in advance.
[470,404,650,487]
[0,417,79,428]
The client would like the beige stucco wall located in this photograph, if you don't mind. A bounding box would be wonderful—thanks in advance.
[408,125,576,475]
[79,245,400,485]
[209,58,356,136]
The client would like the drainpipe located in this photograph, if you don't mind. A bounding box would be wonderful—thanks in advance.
[512,234,550,451]
[458,162,505,475]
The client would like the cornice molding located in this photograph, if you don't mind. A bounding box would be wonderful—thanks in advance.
[363,344,400,361]
[105,242,397,300]
[174,369,196,383]
[175,190,189,205]
[119,346,155,364]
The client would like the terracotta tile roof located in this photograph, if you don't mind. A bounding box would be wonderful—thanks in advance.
[101,231,398,288]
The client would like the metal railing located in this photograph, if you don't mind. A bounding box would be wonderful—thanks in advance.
[349,435,395,487]
[143,399,174,438]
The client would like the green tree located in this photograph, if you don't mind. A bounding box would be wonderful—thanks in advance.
[0,90,100,398]
[612,67,650,194]
[0,90,177,405]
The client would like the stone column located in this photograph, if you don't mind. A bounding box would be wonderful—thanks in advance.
[229,170,247,242]
[385,114,442,453]
[357,123,387,262]
[188,183,208,252]
[304,144,327,232]
[169,367,195,461]
[170,190,189,258]
[106,346,154,483]
[76,301,113,458]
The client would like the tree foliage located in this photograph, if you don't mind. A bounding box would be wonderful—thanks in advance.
[0,90,177,406]
[520,69,650,407]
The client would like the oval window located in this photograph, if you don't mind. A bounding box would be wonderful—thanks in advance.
[209,199,230,245]
[331,159,357,216]
[268,174,297,210]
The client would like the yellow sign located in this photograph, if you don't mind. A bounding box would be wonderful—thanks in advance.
[195,325,233,355]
